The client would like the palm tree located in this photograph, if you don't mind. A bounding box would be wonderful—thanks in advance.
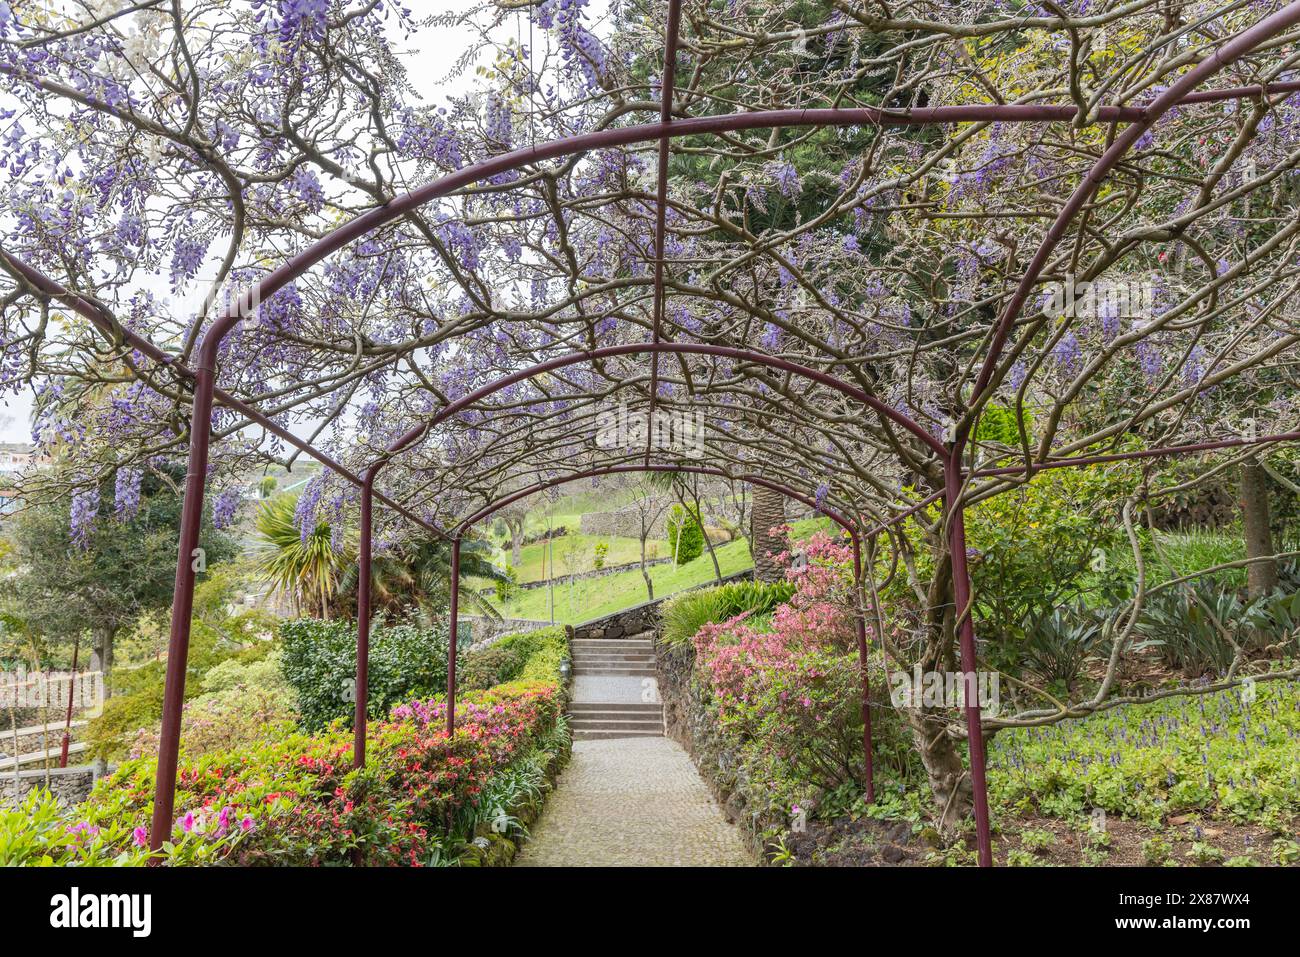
[338,535,508,621]
[254,494,352,618]
[750,486,787,582]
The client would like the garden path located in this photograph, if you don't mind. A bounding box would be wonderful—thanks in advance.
[513,736,756,866]
[515,634,754,866]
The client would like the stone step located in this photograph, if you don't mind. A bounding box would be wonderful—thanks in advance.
[571,650,655,657]
[572,728,663,740]
[568,709,662,721]
[570,641,653,650]
[569,714,661,724]
[570,655,656,664]
[568,702,663,713]
[573,668,657,677]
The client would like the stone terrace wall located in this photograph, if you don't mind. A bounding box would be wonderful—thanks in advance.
[579,508,668,540]
[461,616,554,647]
[0,764,102,808]
[567,568,752,640]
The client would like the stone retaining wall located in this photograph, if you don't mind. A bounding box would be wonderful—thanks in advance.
[567,568,752,640]
[655,639,774,856]
[0,764,102,808]
[461,616,553,647]
[513,556,673,591]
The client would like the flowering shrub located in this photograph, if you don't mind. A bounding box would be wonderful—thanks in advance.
[76,682,561,866]
[128,649,297,759]
[690,528,916,810]
[0,788,251,867]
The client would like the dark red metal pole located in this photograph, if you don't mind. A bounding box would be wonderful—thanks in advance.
[944,454,992,867]
[446,537,461,736]
[850,534,874,804]
[643,0,683,462]
[59,634,79,769]
[353,471,374,769]
[149,360,217,854]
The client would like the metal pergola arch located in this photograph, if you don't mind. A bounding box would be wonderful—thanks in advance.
[5,0,1300,868]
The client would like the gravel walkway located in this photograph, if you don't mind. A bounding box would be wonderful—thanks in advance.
[515,736,755,867]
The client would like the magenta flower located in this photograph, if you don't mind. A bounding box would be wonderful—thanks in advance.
[240,815,256,833]
[133,826,148,847]
[179,811,196,833]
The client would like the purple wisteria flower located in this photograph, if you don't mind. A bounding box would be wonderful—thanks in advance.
[289,166,325,213]
[70,486,100,549]
[114,467,142,521]
[212,488,242,530]
[769,161,801,200]
[1052,331,1082,377]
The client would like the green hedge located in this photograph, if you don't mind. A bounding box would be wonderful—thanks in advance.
[280,618,452,731]
[459,626,568,691]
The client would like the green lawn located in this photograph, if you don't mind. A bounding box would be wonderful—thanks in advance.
[494,532,666,584]
[497,516,834,624]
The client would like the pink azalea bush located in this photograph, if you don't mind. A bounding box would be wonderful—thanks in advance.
[692,528,911,804]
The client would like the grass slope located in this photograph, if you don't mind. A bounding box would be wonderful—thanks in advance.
[498,516,833,624]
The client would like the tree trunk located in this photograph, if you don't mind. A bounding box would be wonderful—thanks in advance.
[750,486,786,582]
[906,548,974,833]
[507,515,524,567]
[90,623,116,776]
[89,624,116,701]
[639,526,655,602]
[1241,460,1277,599]
[905,709,973,834]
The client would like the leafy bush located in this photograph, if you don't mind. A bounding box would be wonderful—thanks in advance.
[127,648,297,759]
[0,788,247,867]
[965,464,1134,644]
[661,579,797,646]
[86,623,261,760]
[494,564,519,604]
[666,503,705,564]
[1010,604,1103,692]
[280,618,452,730]
[459,643,528,690]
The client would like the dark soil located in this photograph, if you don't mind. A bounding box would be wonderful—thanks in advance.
[780,813,1300,867]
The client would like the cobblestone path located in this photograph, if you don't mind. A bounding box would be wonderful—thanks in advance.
[514,736,756,866]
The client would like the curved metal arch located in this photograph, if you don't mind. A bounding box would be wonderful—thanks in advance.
[141,3,1300,860]
[367,341,947,472]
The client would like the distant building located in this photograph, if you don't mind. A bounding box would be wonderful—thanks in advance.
[0,443,48,476]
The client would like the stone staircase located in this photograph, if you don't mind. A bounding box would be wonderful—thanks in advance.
[568,636,663,740]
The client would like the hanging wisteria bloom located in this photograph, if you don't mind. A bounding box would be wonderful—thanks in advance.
[70,486,100,550]
[212,488,242,530]
[1052,331,1082,378]
[114,467,143,521]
